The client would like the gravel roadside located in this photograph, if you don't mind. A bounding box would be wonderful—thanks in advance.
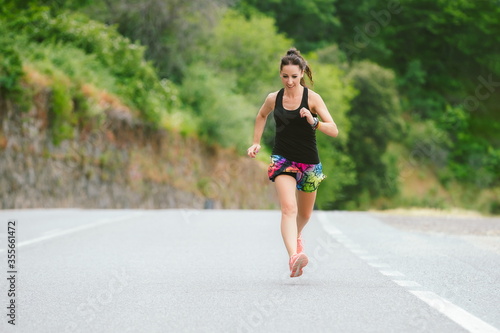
[371,210,500,236]
[371,209,500,255]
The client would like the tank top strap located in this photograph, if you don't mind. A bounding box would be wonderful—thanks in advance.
[275,88,285,109]
[300,87,309,110]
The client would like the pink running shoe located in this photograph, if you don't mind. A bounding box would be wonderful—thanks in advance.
[289,253,308,278]
[297,234,304,254]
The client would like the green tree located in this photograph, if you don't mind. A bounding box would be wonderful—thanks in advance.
[333,0,500,191]
[205,9,291,99]
[85,0,230,81]
[180,10,291,150]
[0,0,93,13]
[180,63,254,151]
[236,0,340,52]
[201,10,292,150]
[342,61,403,207]
[310,59,357,208]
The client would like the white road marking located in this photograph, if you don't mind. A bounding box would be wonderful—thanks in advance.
[43,229,62,236]
[336,241,352,246]
[318,211,500,333]
[410,290,500,333]
[380,270,405,277]
[343,243,362,249]
[321,222,343,235]
[360,255,379,261]
[368,263,390,268]
[393,280,422,288]
[0,213,144,252]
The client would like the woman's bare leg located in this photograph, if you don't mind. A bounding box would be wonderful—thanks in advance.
[274,175,299,257]
[296,190,317,236]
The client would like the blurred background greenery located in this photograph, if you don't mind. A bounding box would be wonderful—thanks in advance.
[1,0,499,213]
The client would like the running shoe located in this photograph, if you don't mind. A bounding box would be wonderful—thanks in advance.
[289,253,308,278]
[297,234,304,254]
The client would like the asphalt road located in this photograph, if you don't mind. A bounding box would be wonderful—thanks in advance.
[0,209,499,333]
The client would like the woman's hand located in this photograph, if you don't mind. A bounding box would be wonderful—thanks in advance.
[247,144,261,158]
[300,107,315,125]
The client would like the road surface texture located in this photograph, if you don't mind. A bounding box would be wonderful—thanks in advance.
[0,209,499,333]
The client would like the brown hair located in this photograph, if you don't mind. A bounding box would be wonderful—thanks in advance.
[280,48,313,87]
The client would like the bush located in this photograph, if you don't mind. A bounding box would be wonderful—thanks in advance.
[49,75,75,145]
[308,56,358,208]
[180,63,254,151]
[438,104,500,188]
[206,9,291,101]
[0,23,24,101]
[6,7,176,124]
[21,40,117,94]
[343,61,403,204]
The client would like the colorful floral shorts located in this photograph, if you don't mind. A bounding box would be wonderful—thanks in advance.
[268,155,326,193]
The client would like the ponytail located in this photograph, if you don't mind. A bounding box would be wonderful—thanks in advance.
[280,48,313,87]
[302,64,313,87]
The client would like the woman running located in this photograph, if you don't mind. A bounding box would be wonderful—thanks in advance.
[247,48,339,277]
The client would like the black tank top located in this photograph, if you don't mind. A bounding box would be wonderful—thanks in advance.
[272,88,320,164]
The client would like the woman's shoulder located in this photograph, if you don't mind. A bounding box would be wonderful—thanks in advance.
[306,88,326,114]
[306,88,324,103]
[267,89,282,99]
[264,90,281,105]
[306,88,321,99]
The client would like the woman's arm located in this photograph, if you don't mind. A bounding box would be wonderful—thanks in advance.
[308,90,339,138]
[247,92,277,158]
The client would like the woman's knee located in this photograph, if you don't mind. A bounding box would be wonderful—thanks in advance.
[297,210,312,221]
[281,201,298,217]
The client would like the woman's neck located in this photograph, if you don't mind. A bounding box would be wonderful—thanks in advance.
[284,85,304,99]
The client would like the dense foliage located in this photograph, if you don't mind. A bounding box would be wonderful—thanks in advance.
[1,0,498,212]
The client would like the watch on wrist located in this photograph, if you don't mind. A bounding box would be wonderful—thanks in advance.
[311,118,319,129]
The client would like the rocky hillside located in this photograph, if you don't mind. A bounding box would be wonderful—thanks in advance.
[0,80,277,209]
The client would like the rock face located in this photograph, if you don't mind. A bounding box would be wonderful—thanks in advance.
[0,92,276,209]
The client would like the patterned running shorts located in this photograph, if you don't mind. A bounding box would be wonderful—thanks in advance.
[268,155,326,193]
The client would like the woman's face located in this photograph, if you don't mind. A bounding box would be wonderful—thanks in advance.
[280,65,303,90]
